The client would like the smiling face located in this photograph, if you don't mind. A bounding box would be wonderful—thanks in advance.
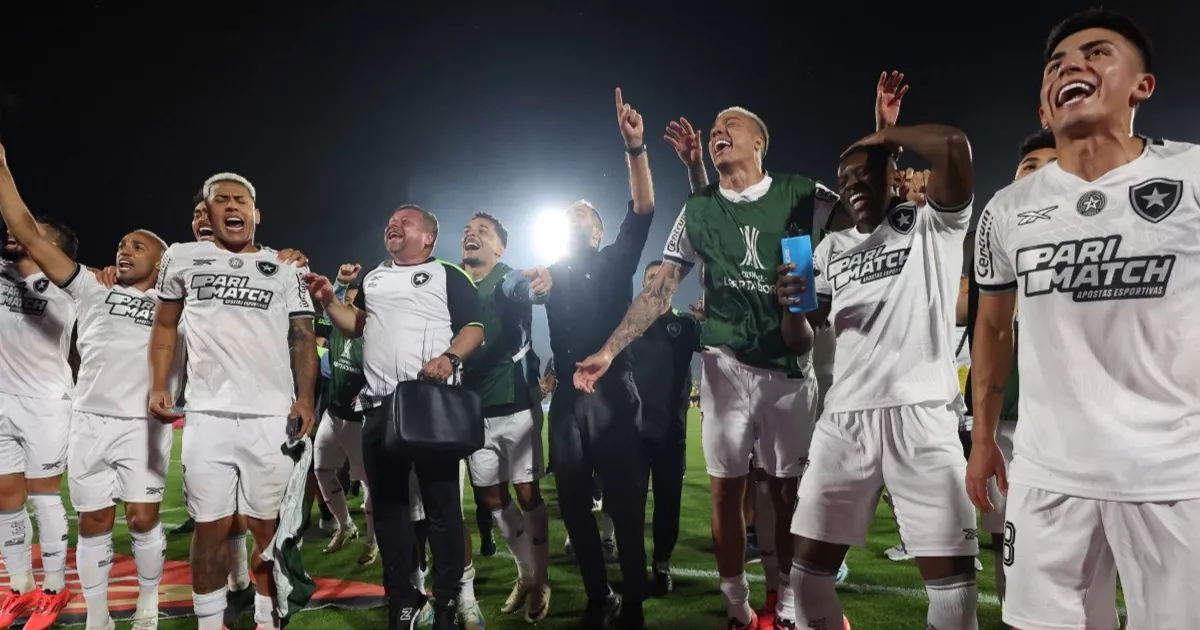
[1040,27,1154,138]
[1,222,49,262]
[206,181,259,249]
[565,201,603,250]
[709,111,766,171]
[385,208,436,259]
[191,201,213,242]
[115,231,165,285]
[461,216,504,268]
[837,149,895,226]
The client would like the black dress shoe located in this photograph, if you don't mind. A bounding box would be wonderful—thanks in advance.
[652,564,673,597]
[581,593,622,630]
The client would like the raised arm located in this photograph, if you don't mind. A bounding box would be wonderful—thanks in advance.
[503,268,551,305]
[305,273,366,337]
[148,300,184,420]
[616,88,654,215]
[0,147,77,285]
[664,117,709,193]
[877,124,974,210]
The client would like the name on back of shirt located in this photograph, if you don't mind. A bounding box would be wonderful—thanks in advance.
[1016,235,1175,302]
[1,283,48,315]
[828,245,911,291]
[190,273,274,309]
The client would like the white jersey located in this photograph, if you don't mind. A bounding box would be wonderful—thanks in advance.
[156,242,314,416]
[355,258,482,401]
[815,199,972,414]
[0,261,76,399]
[62,265,183,418]
[974,139,1200,502]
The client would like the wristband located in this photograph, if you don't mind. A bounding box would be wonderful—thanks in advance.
[442,352,462,371]
[626,144,647,157]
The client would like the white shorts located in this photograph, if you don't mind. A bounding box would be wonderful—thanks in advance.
[0,392,70,479]
[68,411,173,511]
[181,411,294,522]
[700,347,817,478]
[468,408,544,486]
[980,419,1016,534]
[791,403,978,557]
[314,410,366,482]
[1001,485,1200,630]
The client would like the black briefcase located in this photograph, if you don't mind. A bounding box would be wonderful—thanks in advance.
[388,377,484,459]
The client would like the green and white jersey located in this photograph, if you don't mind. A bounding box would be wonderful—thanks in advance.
[663,173,838,374]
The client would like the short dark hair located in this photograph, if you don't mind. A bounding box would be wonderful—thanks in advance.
[643,259,664,274]
[1046,8,1154,73]
[1019,129,1057,159]
[395,204,439,239]
[840,143,896,166]
[470,211,508,247]
[35,216,79,261]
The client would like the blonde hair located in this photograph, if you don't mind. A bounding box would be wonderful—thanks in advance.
[202,172,257,202]
[716,106,770,162]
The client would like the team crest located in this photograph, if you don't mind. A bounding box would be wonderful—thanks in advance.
[666,322,682,338]
[33,278,49,293]
[411,271,431,287]
[256,261,279,276]
[228,257,244,269]
[888,203,916,235]
[1128,178,1182,224]
[1076,190,1106,217]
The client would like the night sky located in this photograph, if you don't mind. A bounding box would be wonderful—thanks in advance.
[4,1,1197,361]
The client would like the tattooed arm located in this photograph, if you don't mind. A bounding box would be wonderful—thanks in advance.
[287,316,318,436]
[572,262,688,393]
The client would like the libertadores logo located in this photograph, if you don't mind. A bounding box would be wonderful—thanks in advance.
[0,545,384,625]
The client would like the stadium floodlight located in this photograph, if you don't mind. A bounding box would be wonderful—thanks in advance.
[532,209,570,264]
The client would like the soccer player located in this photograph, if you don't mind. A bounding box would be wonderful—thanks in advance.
[576,105,837,630]
[313,263,379,564]
[459,212,554,622]
[628,260,700,597]
[969,9,1197,628]
[785,122,977,630]
[149,172,317,630]
[0,151,177,630]
[0,147,78,630]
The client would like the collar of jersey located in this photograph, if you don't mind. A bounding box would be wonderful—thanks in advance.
[383,256,435,268]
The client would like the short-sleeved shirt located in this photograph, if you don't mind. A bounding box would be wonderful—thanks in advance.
[0,261,77,399]
[61,264,183,418]
[630,310,700,439]
[354,258,482,400]
[815,199,972,414]
[463,263,543,417]
[156,241,314,416]
[974,139,1200,502]
[545,203,653,379]
[663,173,838,374]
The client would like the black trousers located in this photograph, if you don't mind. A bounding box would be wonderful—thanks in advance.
[362,405,465,623]
[643,433,686,564]
[549,372,649,605]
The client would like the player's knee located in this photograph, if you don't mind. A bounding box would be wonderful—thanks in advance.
[230,513,250,534]
[245,516,276,547]
[123,504,159,534]
[794,535,848,573]
[514,482,542,511]
[710,476,747,512]
[25,475,61,495]
[915,555,977,582]
[79,509,117,536]
[0,474,27,510]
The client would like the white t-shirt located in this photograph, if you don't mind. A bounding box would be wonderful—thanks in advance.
[355,258,482,401]
[62,265,183,418]
[0,261,76,399]
[816,199,972,414]
[974,139,1200,502]
[156,242,314,416]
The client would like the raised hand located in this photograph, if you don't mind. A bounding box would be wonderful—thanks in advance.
[615,87,645,149]
[896,168,931,204]
[303,273,335,307]
[664,117,703,167]
[875,70,910,131]
[524,266,552,295]
[336,263,362,284]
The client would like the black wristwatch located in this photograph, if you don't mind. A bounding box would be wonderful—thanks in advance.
[442,352,462,371]
[626,143,647,157]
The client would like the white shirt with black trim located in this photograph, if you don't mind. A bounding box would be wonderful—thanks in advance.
[974,139,1200,502]
[816,198,972,414]
[0,261,76,399]
[156,241,313,416]
[355,258,482,400]
[61,265,183,418]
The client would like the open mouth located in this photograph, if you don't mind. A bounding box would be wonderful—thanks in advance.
[847,191,869,211]
[223,216,245,232]
[117,257,134,272]
[197,225,214,240]
[1056,80,1097,108]
[712,139,732,157]
[463,235,481,251]
[386,229,403,241]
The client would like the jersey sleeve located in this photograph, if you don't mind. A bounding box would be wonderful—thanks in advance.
[155,244,187,301]
[973,201,1016,293]
[285,265,315,318]
[813,236,834,298]
[441,261,483,334]
[663,205,699,268]
[923,196,974,234]
[812,181,840,244]
[60,264,103,304]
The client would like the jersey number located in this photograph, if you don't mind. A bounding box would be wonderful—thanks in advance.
[1002,521,1016,567]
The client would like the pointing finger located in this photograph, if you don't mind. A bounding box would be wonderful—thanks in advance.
[615,87,624,113]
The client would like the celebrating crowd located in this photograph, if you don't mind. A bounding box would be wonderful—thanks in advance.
[1,8,1198,630]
